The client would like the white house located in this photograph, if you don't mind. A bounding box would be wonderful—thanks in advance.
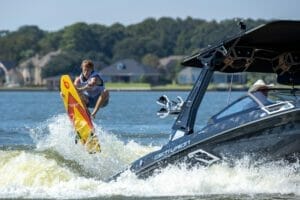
[177,67,247,85]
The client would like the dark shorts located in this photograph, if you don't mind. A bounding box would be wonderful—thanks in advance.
[86,93,109,108]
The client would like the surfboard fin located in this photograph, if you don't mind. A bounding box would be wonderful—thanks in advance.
[75,132,81,144]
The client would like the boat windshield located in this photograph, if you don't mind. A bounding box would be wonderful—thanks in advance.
[251,88,300,105]
[209,88,299,123]
[195,88,299,132]
[251,90,274,106]
[214,96,257,120]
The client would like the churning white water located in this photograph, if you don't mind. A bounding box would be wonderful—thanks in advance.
[0,115,299,199]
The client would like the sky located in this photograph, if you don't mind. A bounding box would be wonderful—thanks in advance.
[1,0,300,31]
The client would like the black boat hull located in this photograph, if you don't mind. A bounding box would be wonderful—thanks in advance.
[114,21,300,180]
[130,109,300,178]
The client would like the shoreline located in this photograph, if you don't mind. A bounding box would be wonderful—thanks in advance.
[0,82,250,92]
[0,86,248,92]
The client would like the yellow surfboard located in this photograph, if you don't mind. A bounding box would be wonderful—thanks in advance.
[60,75,101,153]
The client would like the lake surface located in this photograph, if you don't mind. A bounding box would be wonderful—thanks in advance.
[0,91,299,199]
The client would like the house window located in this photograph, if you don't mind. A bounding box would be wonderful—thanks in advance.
[116,63,126,70]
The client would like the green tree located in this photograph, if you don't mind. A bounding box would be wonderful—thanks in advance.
[174,17,206,54]
[0,17,268,83]
[0,26,45,61]
[142,53,159,68]
[112,37,149,61]
[95,23,127,59]
[60,22,98,52]
[41,51,82,78]
[38,31,62,54]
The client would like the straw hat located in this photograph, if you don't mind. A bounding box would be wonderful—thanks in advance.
[248,79,273,92]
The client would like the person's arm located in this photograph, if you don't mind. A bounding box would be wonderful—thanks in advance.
[77,77,101,91]
[74,77,81,87]
[74,77,90,91]
[88,77,97,86]
[77,85,89,92]
[86,77,102,87]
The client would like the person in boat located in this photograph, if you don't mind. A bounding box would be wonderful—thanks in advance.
[74,59,109,118]
[248,79,274,105]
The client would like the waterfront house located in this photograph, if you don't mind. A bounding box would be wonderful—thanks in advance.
[19,50,61,86]
[100,59,160,83]
[0,61,23,87]
[177,67,247,85]
[44,75,62,90]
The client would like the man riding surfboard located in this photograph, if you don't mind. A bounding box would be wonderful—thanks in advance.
[74,59,109,118]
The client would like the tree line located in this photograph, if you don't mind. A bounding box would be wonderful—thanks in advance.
[0,17,267,80]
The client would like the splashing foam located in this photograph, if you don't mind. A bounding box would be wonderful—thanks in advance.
[0,150,298,199]
[1,114,297,198]
[29,114,158,179]
[109,159,300,197]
